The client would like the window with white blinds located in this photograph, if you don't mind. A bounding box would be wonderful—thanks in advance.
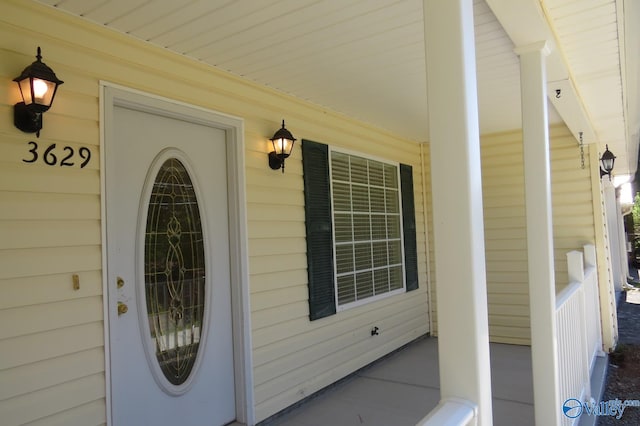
[330,150,405,308]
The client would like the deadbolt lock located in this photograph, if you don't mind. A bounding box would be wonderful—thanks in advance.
[117,277,125,288]
[117,302,128,316]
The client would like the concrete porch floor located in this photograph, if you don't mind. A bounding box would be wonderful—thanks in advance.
[261,337,534,426]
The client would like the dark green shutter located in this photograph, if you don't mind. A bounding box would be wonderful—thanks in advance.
[302,140,336,320]
[400,164,419,291]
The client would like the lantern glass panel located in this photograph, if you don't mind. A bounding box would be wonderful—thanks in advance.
[34,78,56,106]
[272,137,293,157]
[17,77,57,108]
[17,78,32,105]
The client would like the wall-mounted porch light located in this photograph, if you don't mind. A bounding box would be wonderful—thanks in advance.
[599,145,616,180]
[268,120,296,173]
[13,47,64,138]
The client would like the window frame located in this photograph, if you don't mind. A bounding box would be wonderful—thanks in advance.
[328,147,407,312]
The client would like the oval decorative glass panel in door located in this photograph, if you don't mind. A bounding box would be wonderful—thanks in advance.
[144,157,206,386]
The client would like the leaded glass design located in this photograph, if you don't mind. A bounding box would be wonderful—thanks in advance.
[145,158,205,386]
[331,151,405,307]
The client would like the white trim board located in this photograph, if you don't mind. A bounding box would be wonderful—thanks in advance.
[99,82,254,425]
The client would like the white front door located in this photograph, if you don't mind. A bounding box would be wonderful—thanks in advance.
[105,93,236,425]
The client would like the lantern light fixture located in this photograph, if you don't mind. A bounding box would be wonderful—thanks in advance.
[599,144,616,180]
[13,46,64,137]
[268,120,296,173]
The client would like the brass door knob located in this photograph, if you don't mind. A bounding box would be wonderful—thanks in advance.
[117,302,128,316]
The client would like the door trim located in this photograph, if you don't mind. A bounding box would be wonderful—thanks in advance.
[100,82,254,425]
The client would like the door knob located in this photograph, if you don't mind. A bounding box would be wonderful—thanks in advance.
[117,302,128,316]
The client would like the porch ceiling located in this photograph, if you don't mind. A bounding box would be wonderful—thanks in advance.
[35,0,639,175]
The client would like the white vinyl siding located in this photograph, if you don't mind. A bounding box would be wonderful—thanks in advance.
[330,150,405,309]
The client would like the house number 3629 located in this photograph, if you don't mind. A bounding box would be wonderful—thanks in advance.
[23,141,92,168]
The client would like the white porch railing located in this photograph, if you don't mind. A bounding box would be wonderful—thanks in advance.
[416,244,603,426]
[556,244,603,426]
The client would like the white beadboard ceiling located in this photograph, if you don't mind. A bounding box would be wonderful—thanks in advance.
[35,0,639,175]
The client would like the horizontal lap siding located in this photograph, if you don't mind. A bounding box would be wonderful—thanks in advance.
[1,1,430,424]
[248,129,430,421]
[549,126,596,292]
[478,126,596,345]
[0,4,105,419]
[480,130,530,344]
[250,282,430,410]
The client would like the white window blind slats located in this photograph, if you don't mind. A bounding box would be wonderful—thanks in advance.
[388,240,402,264]
[354,243,372,270]
[370,187,385,212]
[352,187,369,212]
[369,162,385,187]
[334,214,352,243]
[337,275,355,305]
[387,216,401,239]
[371,215,386,240]
[353,215,371,241]
[335,244,354,274]
[350,157,368,184]
[374,269,390,294]
[385,189,399,212]
[355,271,374,299]
[331,152,350,181]
[384,164,398,188]
[390,266,403,290]
[332,182,351,211]
[330,151,405,308]
[372,242,388,267]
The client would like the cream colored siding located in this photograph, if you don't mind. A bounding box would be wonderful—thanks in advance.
[480,130,530,344]
[550,126,596,292]
[477,125,597,345]
[1,6,104,419]
[0,1,606,423]
[249,131,430,420]
[0,1,429,424]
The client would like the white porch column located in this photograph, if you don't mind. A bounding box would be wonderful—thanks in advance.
[516,42,561,425]
[603,179,624,291]
[589,148,618,351]
[423,1,493,425]
[615,189,630,282]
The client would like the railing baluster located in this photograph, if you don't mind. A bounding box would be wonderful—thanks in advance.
[556,246,602,425]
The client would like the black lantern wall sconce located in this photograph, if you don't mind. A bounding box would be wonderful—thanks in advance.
[599,145,616,180]
[13,47,64,138]
[268,120,296,173]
